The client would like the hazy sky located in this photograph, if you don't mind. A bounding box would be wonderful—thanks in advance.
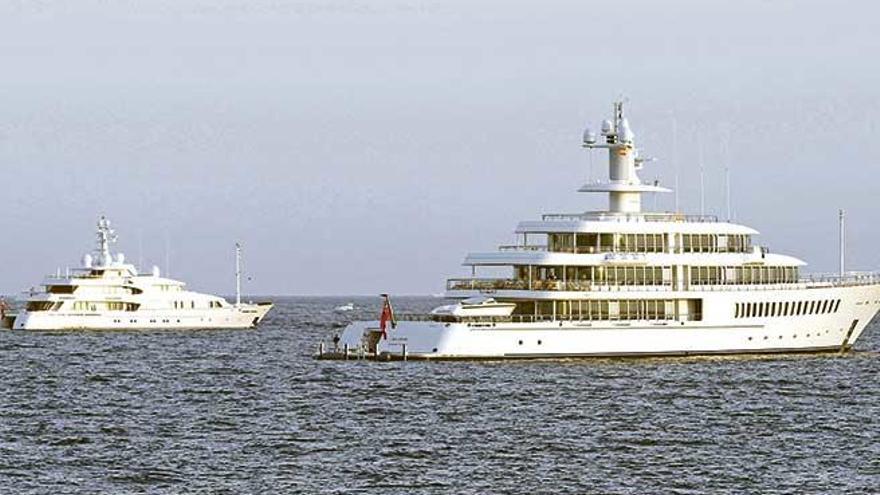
[2,0,879,296]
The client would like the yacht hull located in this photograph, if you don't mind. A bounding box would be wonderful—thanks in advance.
[337,285,880,359]
[12,303,273,330]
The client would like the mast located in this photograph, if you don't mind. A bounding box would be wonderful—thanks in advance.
[235,242,242,306]
[698,131,705,216]
[672,114,679,212]
[581,101,670,213]
[95,216,117,266]
[839,209,845,277]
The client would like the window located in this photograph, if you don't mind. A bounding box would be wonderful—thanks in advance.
[26,302,54,311]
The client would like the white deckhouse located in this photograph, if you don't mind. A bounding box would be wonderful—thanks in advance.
[336,101,880,359]
[11,217,272,330]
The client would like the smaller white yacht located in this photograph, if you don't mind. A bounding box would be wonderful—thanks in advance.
[334,302,355,312]
[11,216,273,330]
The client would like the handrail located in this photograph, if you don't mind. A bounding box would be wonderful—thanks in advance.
[447,273,880,292]
[498,245,548,252]
[392,313,702,324]
[541,212,720,223]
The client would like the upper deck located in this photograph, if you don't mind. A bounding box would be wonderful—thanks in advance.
[517,212,758,236]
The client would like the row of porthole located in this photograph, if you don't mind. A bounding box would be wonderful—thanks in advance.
[517,340,543,345]
[747,328,836,341]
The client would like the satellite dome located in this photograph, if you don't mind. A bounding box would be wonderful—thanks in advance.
[618,118,635,143]
[82,253,93,268]
[600,119,614,135]
[583,128,597,144]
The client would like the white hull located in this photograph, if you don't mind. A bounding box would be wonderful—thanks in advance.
[338,285,880,359]
[12,304,272,330]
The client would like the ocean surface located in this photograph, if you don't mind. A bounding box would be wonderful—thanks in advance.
[1,296,879,494]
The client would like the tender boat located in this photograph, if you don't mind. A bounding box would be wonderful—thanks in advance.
[430,297,516,317]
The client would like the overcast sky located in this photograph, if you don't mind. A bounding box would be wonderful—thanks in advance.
[2,0,879,296]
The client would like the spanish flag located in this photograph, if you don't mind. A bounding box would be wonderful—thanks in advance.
[379,294,397,340]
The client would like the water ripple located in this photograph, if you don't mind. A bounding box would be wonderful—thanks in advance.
[1,296,879,494]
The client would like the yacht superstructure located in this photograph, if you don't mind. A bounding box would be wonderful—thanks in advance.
[335,101,880,359]
[12,217,272,330]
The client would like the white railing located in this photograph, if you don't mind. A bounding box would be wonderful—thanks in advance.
[799,272,880,287]
[541,212,720,223]
[498,245,548,252]
[447,274,880,293]
[394,313,701,324]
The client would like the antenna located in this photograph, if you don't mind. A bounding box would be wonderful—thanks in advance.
[698,129,705,216]
[721,125,731,221]
[164,232,170,278]
[138,229,144,274]
[724,165,731,221]
[672,114,679,213]
[839,209,845,277]
[235,242,242,306]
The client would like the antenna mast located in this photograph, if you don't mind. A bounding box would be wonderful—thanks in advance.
[839,209,845,277]
[235,242,242,306]
[95,216,117,267]
[580,100,670,213]
[698,129,705,216]
[672,114,679,213]
[722,124,732,221]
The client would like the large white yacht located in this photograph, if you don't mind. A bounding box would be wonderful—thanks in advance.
[336,101,880,359]
[10,217,272,330]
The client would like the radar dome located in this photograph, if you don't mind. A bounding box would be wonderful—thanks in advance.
[600,119,614,135]
[618,118,634,143]
[583,128,597,144]
[82,253,93,268]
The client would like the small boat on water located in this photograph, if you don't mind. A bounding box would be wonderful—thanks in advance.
[334,302,355,312]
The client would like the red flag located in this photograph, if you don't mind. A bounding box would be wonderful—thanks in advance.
[379,294,396,340]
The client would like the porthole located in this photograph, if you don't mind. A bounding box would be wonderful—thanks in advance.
[763,336,768,340]
[778,335,783,339]
[748,336,753,341]
[432,348,438,352]
[538,340,543,345]
[518,340,523,345]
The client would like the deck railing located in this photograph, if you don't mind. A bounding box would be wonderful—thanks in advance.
[447,273,880,292]
[446,278,671,292]
[497,245,548,252]
[541,212,720,223]
[799,272,880,287]
[392,312,702,324]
